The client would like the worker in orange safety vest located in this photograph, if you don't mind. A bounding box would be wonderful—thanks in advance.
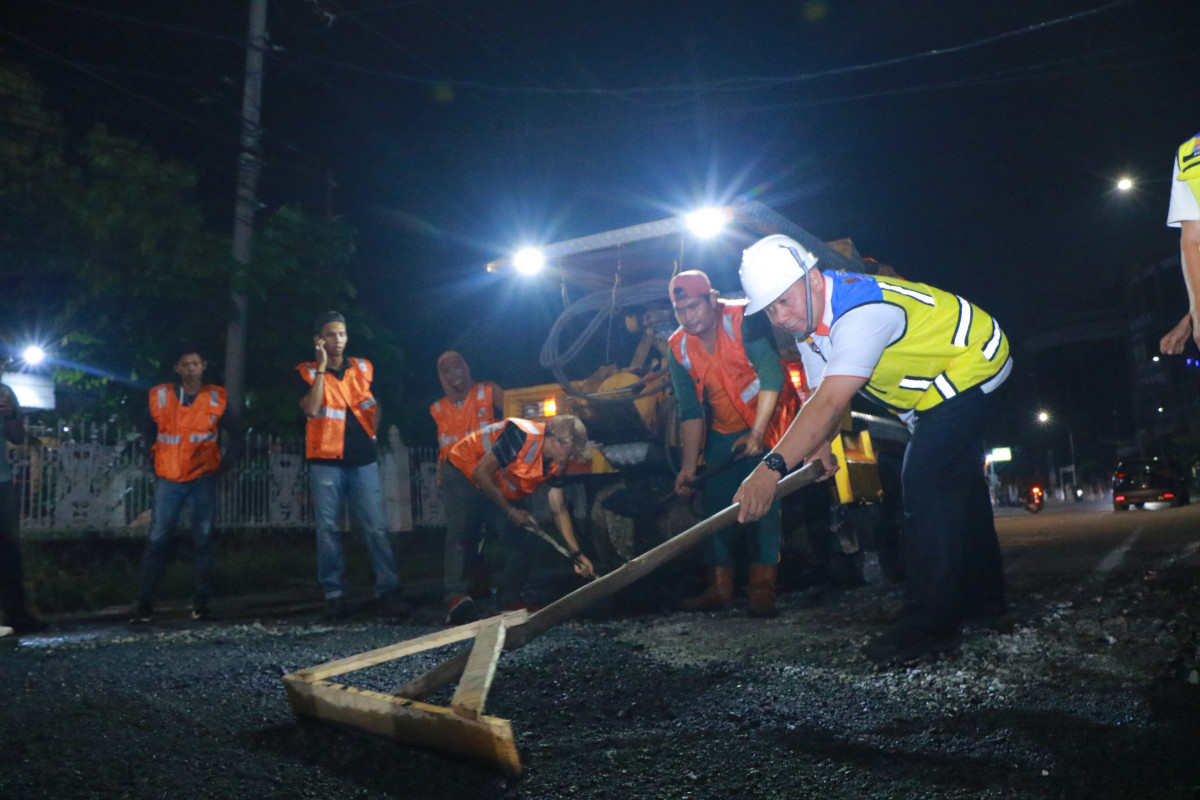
[298,311,408,621]
[667,270,799,617]
[430,351,504,464]
[441,416,595,624]
[429,350,504,604]
[133,343,243,624]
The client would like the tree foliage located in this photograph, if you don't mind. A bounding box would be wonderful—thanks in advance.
[0,63,413,438]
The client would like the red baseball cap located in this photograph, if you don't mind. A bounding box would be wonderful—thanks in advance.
[668,270,713,302]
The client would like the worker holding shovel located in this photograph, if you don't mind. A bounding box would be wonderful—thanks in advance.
[666,270,800,617]
[441,416,595,624]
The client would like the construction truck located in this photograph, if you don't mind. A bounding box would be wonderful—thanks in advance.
[486,199,909,590]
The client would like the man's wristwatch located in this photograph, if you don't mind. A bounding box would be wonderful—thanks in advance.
[761,452,789,478]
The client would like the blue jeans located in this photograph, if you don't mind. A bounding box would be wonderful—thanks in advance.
[138,474,216,608]
[309,462,400,599]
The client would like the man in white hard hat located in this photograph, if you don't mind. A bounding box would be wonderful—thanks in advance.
[734,235,1013,662]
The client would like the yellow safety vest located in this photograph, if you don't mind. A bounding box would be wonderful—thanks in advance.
[851,276,1010,413]
[1176,134,1200,206]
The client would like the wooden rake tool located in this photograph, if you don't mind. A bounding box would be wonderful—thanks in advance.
[282,462,825,777]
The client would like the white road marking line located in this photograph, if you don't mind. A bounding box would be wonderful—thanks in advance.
[1095,527,1142,576]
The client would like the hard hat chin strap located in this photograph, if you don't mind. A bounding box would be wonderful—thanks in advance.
[783,245,818,338]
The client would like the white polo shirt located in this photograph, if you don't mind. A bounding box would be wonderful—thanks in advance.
[1168,160,1200,227]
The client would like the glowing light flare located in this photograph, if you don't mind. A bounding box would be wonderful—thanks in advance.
[684,207,729,240]
[542,396,557,417]
[22,346,45,365]
[788,365,804,391]
[1116,177,1134,192]
[513,247,545,275]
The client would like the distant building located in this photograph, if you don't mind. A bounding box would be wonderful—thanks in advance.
[1127,252,1200,460]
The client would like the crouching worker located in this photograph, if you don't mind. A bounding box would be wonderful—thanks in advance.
[441,416,595,625]
[667,270,799,617]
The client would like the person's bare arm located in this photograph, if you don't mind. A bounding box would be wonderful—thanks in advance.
[1160,312,1192,355]
[731,389,778,458]
[471,452,532,527]
[1182,219,1200,351]
[299,338,328,418]
[733,374,866,522]
[549,486,594,579]
[675,418,706,497]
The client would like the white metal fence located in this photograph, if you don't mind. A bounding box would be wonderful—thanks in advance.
[7,422,448,539]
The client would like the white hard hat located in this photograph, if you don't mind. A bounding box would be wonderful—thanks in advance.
[739,234,819,315]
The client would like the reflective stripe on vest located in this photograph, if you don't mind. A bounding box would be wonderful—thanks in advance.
[446,417,555,502]
[430,383,498,462]
[668,301,800,448]
[149,382,226,481]
[298,357,378,459]
[829,272,1010,413]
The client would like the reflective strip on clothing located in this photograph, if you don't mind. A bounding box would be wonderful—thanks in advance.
[317,408,347,420]
[983,320,1002,360]
[952,296,972,348]
[933,374,958,400]
[740,377,760,404]
[157,434,181,444]
[877,281,934,305]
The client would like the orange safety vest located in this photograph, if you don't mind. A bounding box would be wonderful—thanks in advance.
[297,357,379,460]
[447,418,567,502]
[429,382,498,462]
[668,301,799,448]
[149,383,226,482]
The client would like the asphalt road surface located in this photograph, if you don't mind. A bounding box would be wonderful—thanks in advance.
[3,499,1198,800]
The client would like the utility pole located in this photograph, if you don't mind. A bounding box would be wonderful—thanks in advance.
[224,0,268,411]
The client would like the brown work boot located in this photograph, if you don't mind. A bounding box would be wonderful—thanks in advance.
[746,563,778,618]
[679,567,734,611]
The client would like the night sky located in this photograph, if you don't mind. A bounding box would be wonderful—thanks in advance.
[4,0,1200,424]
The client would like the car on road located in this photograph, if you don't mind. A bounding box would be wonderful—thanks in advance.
[1112,457,1190,511]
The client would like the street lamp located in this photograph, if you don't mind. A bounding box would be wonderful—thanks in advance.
[1036,410,1077,497]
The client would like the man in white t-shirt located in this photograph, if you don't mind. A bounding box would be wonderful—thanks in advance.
[1158,132,1200,354]
[735,235,1012,662]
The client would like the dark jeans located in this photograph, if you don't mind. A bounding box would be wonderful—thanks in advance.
[0,479,30,618]
[138,474,216,609]
[440,465,536,609]
[700,428,782,568]
[900,387,1006,633]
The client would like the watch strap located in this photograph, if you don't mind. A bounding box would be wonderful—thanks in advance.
[762,451,788,478]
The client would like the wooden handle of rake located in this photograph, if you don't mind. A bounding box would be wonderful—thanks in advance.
[394,461,826,701]
[520,520,585,566]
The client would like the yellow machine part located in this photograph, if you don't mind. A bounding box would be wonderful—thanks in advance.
[830,430,884,505]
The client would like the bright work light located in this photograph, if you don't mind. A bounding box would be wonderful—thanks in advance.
[22,345,45,365]
[513,247,545,275]
[684,207,729,239]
